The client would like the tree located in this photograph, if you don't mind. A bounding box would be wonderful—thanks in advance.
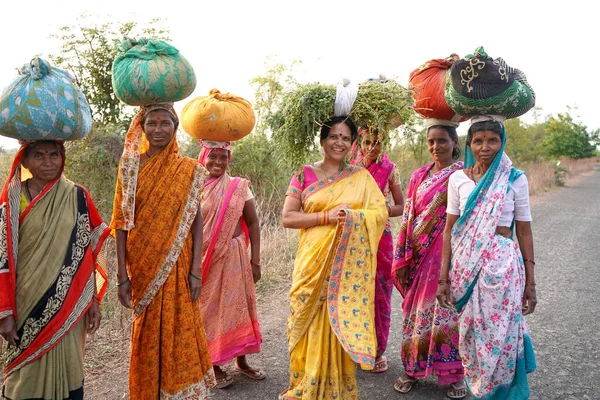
[50,14,171,126]
[543,112,597,159]
[504,118,549,164]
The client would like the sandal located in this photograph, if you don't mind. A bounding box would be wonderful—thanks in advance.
[447,380,468,399]
[215,373,234,389]
[393,374,418,394]
[371,355,388,373]
[235,361,266,381]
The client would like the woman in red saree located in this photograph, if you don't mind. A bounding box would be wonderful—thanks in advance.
[198,140,264,389]
[0,140,110,400]
[393,124,467,398]
[111,104,215,399]
[352,128,404,373]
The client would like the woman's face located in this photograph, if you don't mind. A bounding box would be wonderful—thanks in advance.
[359,129,382,163]
[22,142,63,183]
[143,110,176,150]
[427,127,456,164]
[322,123,352,164]
[470,130,502,166]
[205,148,229,178]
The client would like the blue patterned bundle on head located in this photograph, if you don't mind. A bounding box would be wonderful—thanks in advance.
[0,58,92,141]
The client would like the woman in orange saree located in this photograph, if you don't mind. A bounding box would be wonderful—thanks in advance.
[198,140,264,388]
[0,141,110,400]
[110,104,215,399]
[280,117,388,400]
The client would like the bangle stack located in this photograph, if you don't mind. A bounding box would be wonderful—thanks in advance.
[322,211,329,225]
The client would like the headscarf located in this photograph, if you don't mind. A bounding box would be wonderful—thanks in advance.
[117,103,179,230]
[198,140,231,167]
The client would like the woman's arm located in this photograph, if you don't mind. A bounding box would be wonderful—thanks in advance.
[282,196,347,229]
[388,184,404,218]
[436,213,459,309]
[516,220,537,315]
[189,202,203,302]
[243,198,261,283]
[116,230,132,309]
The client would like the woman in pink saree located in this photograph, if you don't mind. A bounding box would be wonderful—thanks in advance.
[352,128,404,373]
[393,124,467,398]
[198,141,264,389]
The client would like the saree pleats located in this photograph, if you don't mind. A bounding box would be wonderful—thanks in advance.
[281,167,387,400]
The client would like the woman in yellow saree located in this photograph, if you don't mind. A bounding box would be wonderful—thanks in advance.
[280,116,388,399]
[111,104,215,399]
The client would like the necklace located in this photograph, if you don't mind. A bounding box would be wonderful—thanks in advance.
[25,180,42,201]
[468,168,480,184]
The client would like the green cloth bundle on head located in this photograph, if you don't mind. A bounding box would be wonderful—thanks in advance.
[445,47,535,119]
[112,37,196,106]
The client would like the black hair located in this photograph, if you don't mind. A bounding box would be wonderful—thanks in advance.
[427,125,461,160]
[319,116,358,143]
[23,140,63,159]
[467,120,503,146]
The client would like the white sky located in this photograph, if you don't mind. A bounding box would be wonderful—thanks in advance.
[1,0,597,149]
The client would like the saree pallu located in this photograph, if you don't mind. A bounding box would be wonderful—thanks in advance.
[111,130,215,399]
[392,162,464,384]
[0,145,110,400]
[280,166,387,400]
[450,153,536,399]
[199,173,262,365]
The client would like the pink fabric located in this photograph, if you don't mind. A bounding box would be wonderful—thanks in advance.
[353,153,396,357]
[198,143,231,167]
[392,162,464,384]
[288,166,319,191]
[199,171,262,365]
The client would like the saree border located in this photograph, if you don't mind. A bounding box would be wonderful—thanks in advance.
[5,187,94,375]
[300,165,362,202]
[159,370,216,400]
[133,163,205,318]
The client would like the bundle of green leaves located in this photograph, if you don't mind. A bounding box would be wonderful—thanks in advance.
[268,79,413,167]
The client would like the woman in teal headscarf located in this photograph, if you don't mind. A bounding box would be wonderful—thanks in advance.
[437,117,537,399]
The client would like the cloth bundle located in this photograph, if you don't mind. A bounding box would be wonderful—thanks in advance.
[445,47,535,119]
[112,37,196,106]
[181,89,256,141]
[0,58,92,140]
[409,54,467,124]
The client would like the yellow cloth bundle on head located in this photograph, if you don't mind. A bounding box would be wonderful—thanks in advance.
[181,89,255,141]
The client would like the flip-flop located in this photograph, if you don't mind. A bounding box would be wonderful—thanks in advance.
[215,373,235,389]
[393,374,418,394]
[235,365,266,380]
[447,380,468,399]
[371,355,388,373]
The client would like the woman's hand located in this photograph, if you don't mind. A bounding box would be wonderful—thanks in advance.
[188,273,202,302]
[436,282,454,309]
[395,268,409,292]
[251,260,261,284]
[86,301,102,334]
[328,203,351,222]
[0,315,18,346]
[522,286,537,315]
[117,280,133,309]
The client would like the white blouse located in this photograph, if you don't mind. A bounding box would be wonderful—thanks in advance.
[447,170,532,227]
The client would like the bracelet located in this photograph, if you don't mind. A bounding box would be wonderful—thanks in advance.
[189,271,202,280]
[438,279,450,284]
[323,211,329,225]
[117,277,130,287]
[525,283,536,287]
[93,295,100,304]
[251,260,261,268]
[523,259,536,265]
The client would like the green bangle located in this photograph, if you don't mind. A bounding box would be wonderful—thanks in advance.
[117,277,130,286]
[189,271,202,281]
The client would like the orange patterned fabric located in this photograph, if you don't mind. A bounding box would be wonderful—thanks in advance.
[110,107,215,399]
